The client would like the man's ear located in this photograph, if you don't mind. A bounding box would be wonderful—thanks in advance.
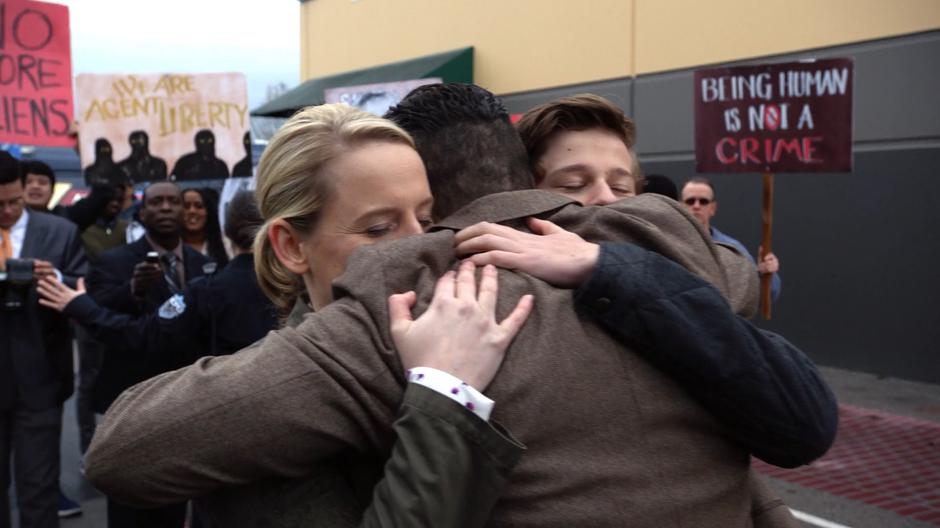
[268,219,310,276]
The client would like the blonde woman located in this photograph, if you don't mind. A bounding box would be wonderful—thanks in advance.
[240,104,536,526]
[250,104,433,313]
[69,104,531,527]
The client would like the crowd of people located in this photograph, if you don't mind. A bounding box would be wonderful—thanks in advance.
[1,84,826,528]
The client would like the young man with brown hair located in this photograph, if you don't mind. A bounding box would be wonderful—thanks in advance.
[517,93,644,205]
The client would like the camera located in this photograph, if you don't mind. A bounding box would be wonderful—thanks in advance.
[0,258,35,312]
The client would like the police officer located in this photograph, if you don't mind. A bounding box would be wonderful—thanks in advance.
[36,191,277,373]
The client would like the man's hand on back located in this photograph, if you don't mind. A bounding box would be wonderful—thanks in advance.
[455,217,600,289]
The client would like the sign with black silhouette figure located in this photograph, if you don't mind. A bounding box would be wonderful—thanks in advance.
[694,58,854,173]
[75,72,250,182]
[0,0,74,147]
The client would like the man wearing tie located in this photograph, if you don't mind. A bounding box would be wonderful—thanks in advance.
[0,151,87,528]
[84,181,208,528]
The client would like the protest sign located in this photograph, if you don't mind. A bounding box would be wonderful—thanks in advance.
[0,0,73,147]
[325,78,441,116]
[694,58,854,173]
[76,72,250,183]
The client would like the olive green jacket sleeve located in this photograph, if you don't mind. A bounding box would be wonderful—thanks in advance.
[360,383,525,528]
[288,299,527,527]
[197,383,525,528]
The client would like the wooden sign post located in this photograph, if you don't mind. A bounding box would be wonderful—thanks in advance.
[693,58,855,319]
[760,172,774,319]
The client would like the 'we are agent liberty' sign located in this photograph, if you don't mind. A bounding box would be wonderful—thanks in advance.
[694,58,853,173]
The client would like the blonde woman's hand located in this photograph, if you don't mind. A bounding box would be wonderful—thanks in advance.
[388,261,533,392]
[37,276,86,313]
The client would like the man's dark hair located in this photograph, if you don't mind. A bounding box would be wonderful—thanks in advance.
[142,181,180,201]
[21,160,56,187]
[0,150,21,185]
[643,174,678,201]
[224,190,262,251]
[385,83,533,219]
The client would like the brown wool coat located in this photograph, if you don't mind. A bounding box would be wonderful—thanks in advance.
[86,191,796,527]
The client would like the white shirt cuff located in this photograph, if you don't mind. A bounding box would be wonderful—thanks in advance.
[407,366,494,422]
[53,268,63,282]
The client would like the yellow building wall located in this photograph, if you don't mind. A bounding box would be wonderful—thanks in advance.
[635,0,940,73]
[300,0,634,95]
[300,0,940,94]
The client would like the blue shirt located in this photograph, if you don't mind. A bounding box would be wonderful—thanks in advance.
[710,226,781,302]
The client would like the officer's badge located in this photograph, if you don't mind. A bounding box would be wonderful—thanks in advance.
[158,294,187,320]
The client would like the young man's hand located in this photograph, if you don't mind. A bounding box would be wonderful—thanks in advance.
[455,217,600,289]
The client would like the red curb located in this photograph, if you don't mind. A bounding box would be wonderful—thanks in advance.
[754,404,940,523]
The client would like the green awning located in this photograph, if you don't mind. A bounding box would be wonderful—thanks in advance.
[251,47,474,117]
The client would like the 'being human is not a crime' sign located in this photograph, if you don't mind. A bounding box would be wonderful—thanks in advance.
[694,58,853,173]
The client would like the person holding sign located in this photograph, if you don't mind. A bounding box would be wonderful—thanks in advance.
[681,177,782,303]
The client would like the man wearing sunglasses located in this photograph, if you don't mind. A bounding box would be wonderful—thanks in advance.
[682,177,782,302]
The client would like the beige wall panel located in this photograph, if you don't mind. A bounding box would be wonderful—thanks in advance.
[635,0,940,74]
[300,0,634,94]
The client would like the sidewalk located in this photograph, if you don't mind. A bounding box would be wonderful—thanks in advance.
[758,366,940,528]
[819,366,940,424]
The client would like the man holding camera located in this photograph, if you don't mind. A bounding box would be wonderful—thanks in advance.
[0,151,87,528]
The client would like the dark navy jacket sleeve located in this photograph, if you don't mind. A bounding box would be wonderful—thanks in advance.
[574,243,837,468]
[63,291,203,375]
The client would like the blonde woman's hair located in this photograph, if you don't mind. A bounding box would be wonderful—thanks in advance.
[253,103,416,312]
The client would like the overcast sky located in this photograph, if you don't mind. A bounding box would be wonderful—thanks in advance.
[57,0,300,108]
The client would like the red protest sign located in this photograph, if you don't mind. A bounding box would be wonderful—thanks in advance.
[0,0,73,147]
[694,58,853,173]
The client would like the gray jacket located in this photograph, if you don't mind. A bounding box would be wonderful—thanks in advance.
[1,211,86,411]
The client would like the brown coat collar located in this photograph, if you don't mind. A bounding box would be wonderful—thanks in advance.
[431,190,576,231]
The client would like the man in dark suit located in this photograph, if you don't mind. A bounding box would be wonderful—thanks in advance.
[85,181,207,528]
[0,151,86,528]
